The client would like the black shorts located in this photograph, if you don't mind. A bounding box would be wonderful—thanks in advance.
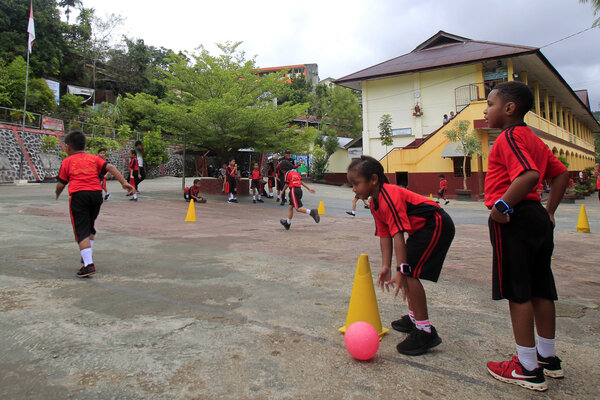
[438,189,446,197]
[251,179,260,189]
[277,177,285,191]
[227,177,237,195]
[289,187,303,209]
[489,201,557,303]
[69,191,103,243]
[405,209,455,282]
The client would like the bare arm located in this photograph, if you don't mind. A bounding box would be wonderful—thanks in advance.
[377,237,393,290]
[107,164,135,194]
[491,170,540,223]
[301,181,315,193]
[545,171,569,226]
[55,182,66,200]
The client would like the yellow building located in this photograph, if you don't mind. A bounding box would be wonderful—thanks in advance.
[336,31,599,199]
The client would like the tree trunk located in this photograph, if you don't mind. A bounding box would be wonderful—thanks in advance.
[462,155,468,191]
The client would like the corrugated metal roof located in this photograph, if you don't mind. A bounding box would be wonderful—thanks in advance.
[335,31,537,84]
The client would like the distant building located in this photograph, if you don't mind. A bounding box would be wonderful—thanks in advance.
[319,77,336,88]
[336,31,599,199]
[257,64,319,87]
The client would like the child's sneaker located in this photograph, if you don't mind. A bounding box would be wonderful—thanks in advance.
[391,314,415,333]
[129,197,138,202]
[487,356,547,391]
[280,199,287,206]
[310,209,320,223]
[198,199,207,204]
[346,211,355,216]
[253,199,256,203]
[396,326,442,355]
[104,193,111,200]
[77,264,96,278]
[537,353,563,378]
[257,198,264,203]
[444,200,450,205]
[280,219,291,230]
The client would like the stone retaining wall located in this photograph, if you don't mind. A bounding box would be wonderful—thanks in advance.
[0,124,183,183]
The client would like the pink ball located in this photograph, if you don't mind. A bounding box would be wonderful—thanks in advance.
[344,321,380,360]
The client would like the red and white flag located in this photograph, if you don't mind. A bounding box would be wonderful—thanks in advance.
[27,1,35,54]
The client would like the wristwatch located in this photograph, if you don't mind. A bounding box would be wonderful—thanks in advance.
[494,199,514,215]
[396,263,412,276]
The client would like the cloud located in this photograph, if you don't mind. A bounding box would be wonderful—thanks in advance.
[79,0,600,109]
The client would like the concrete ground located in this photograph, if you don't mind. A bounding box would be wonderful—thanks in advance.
[0,177,598,400]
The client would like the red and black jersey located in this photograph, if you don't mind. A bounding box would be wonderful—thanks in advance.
[371,183,441,237]
[484,123,567,208]
[189,186,201,197]
[285,170,302,188]
[251,170,261,180]
[439,179,447,190]
[226,166,236,178]
[268,168,275,178]
[58,152,107,195]
[129,157,139,171]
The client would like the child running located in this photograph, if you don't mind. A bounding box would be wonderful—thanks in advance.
[279,160,320,230]
[127,150,140,202]
[97,148,111,200]
[437,174,449,205]
[346,155,455,355]
[483,81,569,392]
[55,130,134,277]
[266,161,276,198]
[184,179,207,203]
[250,162,264,203]
[346,194,370,216]
[225,158,238,203]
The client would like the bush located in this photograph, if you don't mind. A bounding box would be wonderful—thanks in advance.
[141,129,169,168]
[310,145,328,180]
[59,93,84,117]
[40,135,60,152]
[86,136,120,156]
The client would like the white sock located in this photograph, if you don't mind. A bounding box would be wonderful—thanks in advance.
[415,319,431,333]
[258,195,261,200]
[536,335,556,358]
[516,344,539,371]
[351,210,356,215]
[80,247,93,266]
[229,194,233,200]
[286,218,291,224]
[408,310,415,324]
[90,240,94,249]
[133,193,137,199]
[305,209,311,215]
[253,195,256,200]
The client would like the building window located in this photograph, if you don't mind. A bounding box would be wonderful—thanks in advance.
[453,157,471,178]
[392,128,412,136]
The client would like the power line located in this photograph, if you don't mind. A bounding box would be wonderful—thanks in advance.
[540,26,595,48]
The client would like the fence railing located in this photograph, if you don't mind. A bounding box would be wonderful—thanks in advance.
[0,105,141,141]
[454,83,486,113]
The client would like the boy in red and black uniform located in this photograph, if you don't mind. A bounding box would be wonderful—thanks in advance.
[225,158,238,203]
[184,179,207,203]
[127,150,140,202]
[483,81,569,392]
[266,161,276,198]
[347,155,455,355]
[279,160,319,230]
[56,131,134,277]
[97,148,111,201]
[437,174,449,205]
[250,162,264,203]
[276,150,300,205]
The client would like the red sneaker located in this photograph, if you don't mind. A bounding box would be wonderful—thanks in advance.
[487,356,547,391]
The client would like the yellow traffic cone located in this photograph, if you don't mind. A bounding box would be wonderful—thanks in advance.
[339,254,389,339]
[576,204,590,233]
[318,201,325,215]
[429,193,433,200]
[185,199,196,222]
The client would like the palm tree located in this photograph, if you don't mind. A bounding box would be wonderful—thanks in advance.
[580,0,600,26]
[59,0,82,25]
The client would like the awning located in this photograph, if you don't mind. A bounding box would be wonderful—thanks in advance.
[441,141,467,158]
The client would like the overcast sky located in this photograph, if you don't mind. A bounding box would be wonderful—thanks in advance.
[78,0,600,111]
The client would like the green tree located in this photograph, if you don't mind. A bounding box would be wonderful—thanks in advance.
[325,85,363,138]
[580,0,600,26]
[141,128,169,168]
[59,92,84,118]
[27,78,57,113]
[379,114,393,172]
[0,56,56,113]
[158,42,308,160]
[58,0,81,25]
[310,145,328,180]
[445,120,482,191]
[276,75,313,105]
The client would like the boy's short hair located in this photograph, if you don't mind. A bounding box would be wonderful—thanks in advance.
[130,149,137,156]
[97,148,106,154]
[228,158,235,163]
[493,81,534,118]
[64,130,86,151]
[279,160,293,171]
[134,140,142,147]
[439,174,445,178]
[193,179,200,184]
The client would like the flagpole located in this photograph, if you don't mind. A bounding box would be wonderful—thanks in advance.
[18,48,31,181]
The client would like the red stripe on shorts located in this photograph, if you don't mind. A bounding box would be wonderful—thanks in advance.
[290,189,299,209]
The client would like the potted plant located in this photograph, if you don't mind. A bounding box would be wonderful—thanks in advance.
[445,120,482,200]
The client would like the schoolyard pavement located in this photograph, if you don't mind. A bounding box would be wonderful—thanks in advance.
[0,177,598,399]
